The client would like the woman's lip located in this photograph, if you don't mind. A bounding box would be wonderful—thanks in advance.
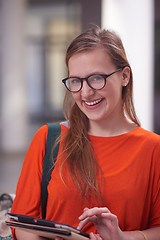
[85,98,103,106]
[83,98,104,108]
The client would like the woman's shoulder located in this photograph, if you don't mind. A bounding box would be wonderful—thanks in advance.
[33,121,69,140]
[26,124,48,156]
[31,124,48,144]
[136,127,160,153]
[35,124,48,134]
[138,127,160,141]
[33,120,68,133]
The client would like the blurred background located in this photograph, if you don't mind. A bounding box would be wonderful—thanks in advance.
[0,0,160,194]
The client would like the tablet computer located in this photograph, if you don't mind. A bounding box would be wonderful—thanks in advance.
[6,213,89,240]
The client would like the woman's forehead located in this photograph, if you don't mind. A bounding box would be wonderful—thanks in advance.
[68,49,114,77]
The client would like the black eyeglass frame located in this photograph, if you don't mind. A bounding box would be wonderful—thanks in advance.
[62,67,123,93]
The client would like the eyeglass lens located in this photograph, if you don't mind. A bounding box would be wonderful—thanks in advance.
[66,74,105,92]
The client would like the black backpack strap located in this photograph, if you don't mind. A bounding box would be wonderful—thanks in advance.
[41,123,61,219]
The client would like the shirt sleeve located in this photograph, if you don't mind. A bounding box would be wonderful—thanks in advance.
[149,141,160,228]
[11,124,48,239]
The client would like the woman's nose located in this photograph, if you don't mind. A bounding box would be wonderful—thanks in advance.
[81,80,94,97]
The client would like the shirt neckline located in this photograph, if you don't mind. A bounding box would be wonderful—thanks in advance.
[88,126,142,140]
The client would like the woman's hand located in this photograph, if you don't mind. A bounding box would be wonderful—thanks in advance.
[77,207,124,240]
[15,228,48,239]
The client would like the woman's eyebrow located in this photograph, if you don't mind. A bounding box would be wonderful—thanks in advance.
[69,72,107,78]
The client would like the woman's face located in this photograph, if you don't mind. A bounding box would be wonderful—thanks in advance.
[68,48,129,126]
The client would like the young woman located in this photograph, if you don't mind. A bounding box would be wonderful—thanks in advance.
[11,26,160,240]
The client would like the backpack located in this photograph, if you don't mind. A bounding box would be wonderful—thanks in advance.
[41,123,61,219]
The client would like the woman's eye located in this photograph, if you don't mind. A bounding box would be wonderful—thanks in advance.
[70,78,80,84]
[90,75,103,81]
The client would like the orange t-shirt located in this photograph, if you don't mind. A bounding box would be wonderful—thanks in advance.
[11,124,160,239]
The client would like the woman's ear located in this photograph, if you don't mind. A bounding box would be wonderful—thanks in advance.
[121,66,130,87]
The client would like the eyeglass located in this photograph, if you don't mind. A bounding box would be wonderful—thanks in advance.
[62,68,123,93]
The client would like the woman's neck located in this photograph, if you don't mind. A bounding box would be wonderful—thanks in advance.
[88,116,138,137]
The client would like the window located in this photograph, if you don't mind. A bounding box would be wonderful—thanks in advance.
[26,0,81,123]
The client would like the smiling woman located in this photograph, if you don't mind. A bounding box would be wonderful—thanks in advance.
[11,25,160,240]
[67,49,130,129]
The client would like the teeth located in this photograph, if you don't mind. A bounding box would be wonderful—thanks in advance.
[85,99,102,106]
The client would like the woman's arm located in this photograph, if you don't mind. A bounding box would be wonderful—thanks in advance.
[78,207,160,240]
[15,229,47,240]
[11,126,48,240]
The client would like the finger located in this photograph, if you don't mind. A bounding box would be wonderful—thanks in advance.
[83,207,89,212]
[54,237,63,240]
[79,207,110,220]
[101,212,118,223]
[77,215,97,230]
[77,218,88,230]
[90,232,102,240]
[101,213,119,232]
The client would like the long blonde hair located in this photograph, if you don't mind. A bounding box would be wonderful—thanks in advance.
[57,25,140,201]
